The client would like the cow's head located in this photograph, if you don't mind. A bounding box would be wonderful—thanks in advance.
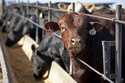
[58,13,104,56]
[31,45,51,80]
[59,13,89,56]
[5,19,33,46]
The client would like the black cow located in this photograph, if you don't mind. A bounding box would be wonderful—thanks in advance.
[92,10,125,82]
[31,32,70,80]
[31,22,70,80]
[0,12,14,32]
[5,18,33,46]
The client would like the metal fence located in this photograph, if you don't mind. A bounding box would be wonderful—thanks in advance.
[0,40,17,83]
[3,3,125,83]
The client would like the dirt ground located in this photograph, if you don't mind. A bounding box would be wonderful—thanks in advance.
[7,45,44,83]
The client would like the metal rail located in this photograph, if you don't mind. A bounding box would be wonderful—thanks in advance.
[102,41,115,80]
[0,40,17,83]
[0,45,9,83]
[115,5,122,83]
[7,4,125,83]
[9,12,114,83]
[77,58,114,83]
[84,13,125,24]
[11,12,62,39]
[20,4,68,12]
[18,4,125,25]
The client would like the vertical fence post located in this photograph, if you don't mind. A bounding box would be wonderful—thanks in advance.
[0,0,5,17]
[72,2,75,12]
[102,41,111,79]
[102,41,115,80]
[115,5,122,83]
[48,1,52,21]
[35,1,39,43]
[26,0,29,16]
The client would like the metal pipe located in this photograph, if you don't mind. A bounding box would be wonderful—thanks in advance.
[18,5,125,25]
[0,0,5,16]
[115,5,122,83]
[77,58,114,83]
[12,12,62,39]
[102,41,115,79]
[48,1,52,21]
[35,1,39,43]
[0,41,17,83]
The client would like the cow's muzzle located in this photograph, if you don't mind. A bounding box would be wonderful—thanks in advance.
[69,38,82,53]
[71,38,81,48]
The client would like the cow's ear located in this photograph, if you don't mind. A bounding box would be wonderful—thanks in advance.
[31,44,36,52]
[89,22,104,35]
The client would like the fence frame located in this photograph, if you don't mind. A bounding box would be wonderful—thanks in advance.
[5,3,125,83]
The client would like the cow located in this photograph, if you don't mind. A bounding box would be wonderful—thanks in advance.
[92,10,125,83]
[0,12,13,32]
[31,22,70,80]
[58,13,114,83]
[5,18,34,46]
[29,14,43,42]
[4,15,43,46]
[67,1,91,14]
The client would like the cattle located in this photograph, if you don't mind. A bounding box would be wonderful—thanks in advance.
[58,13,91,83]
[4,14,44,46]
[5,18,34,46]
[29,15,43,42]
[92,10,125,83]
[67,1,91,14]
[31,22,70,80]
[58,13,114,83]
[0,12,12,32]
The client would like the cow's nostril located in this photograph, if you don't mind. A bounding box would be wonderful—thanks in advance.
[71,38,76,45]
[71,38,81,47]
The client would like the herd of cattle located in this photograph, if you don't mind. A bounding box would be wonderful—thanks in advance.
[0,6,125,83]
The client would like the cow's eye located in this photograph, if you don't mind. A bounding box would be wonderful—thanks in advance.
[61,27,66,33]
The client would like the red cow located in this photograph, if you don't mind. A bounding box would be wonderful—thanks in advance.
[59,10,125,83]
[59,13,93,83]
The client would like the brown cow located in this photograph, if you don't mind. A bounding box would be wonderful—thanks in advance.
[58,13,96,83]
[59,10,125,83]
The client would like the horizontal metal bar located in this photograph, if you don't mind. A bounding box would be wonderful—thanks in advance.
[18,5,125,25]
[84,13,125,25]
[18,4,68,13]
[77,58,114,83]
[102,41,115,46]
[10,12,62,39]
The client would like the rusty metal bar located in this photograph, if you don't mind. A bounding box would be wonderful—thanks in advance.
[115,5,122,83]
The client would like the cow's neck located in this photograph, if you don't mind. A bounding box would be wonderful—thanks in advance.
[69,49,86,77]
